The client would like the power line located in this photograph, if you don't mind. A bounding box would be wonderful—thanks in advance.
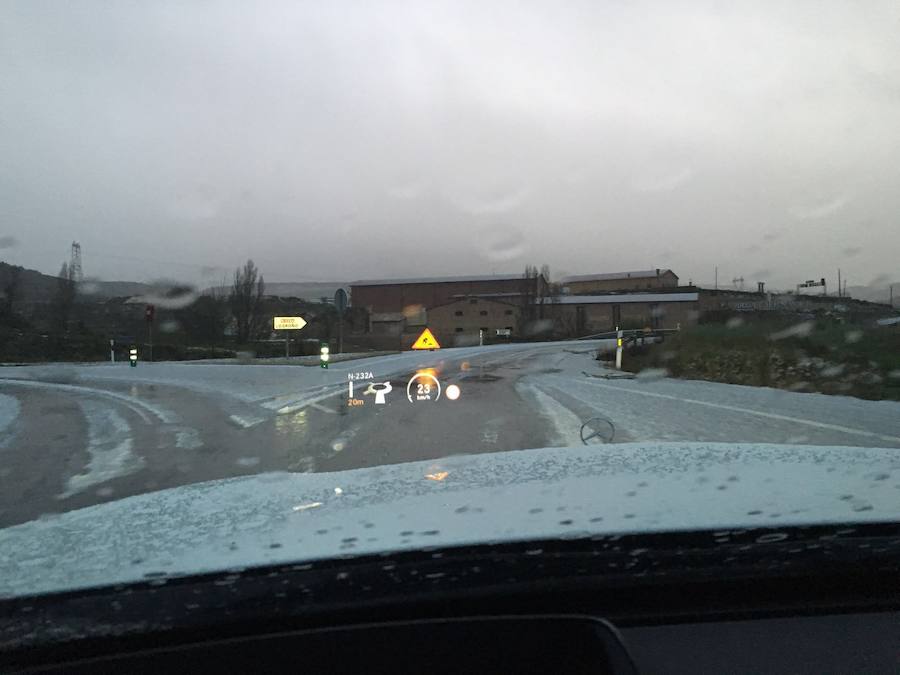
[13,243,329,282]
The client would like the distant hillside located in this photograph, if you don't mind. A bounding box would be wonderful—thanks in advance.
[204,281,348,301]
[0,262,58,303]
[2,262,352,307]
[846,285,897,307]
[0,262,156,304]
[81,279,155,298]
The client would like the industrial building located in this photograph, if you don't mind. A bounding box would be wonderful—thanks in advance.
[540,292,699,336]
[427,297,520,346]
[560,269,678,294]
[350,274,547,314]
[349,270,696,342]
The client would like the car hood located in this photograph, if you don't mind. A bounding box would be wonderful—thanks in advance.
[2,442,900,599]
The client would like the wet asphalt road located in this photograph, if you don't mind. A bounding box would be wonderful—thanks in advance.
[0,345,572,527]
[2,341,900,528]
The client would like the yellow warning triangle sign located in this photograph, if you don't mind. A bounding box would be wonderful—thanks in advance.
[411,328,441,350]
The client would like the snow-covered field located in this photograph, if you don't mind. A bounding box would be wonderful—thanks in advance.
[517,351,900,448]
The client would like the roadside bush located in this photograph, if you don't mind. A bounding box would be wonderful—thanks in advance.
[620,318,900,401]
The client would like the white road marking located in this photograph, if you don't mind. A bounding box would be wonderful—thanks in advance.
[515,381,582,447]
[173,427,203,450]
[229,414,265,429]
[261,385,341,413]
[58,399,145,499]
[310,402,337,414]
[0,378,173,424]
[572,378,900,445]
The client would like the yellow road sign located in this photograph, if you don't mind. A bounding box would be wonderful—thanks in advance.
[411,328,441,350]
[273,316,307,330]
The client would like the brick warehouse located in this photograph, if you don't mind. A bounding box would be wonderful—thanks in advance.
[560,269,678,294]
[349,274,548,314]
[427,297,520,346]
[540,292,699,336]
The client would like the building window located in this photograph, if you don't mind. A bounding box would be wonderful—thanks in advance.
[469,298,478,304]
[504,309,513,315]
[479,310,488,316]
[455,327,463,332]
[454,310,463,316]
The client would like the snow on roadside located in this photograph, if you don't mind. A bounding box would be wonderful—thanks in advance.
[542,372,900,448]
[0,393,20,448]
[58,399,146,499]
[515,380,582,447]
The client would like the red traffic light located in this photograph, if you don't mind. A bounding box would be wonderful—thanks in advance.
[145,305,155,322]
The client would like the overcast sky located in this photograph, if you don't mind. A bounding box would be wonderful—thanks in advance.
[2,0,899,290]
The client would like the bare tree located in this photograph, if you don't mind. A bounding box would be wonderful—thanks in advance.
[229,259,265,343]
[519,265,536,332]
[538,264,551,318]
[179,285,228,347]
[1,264,22,318]
[539,264,550,286]
[520,263,552,331]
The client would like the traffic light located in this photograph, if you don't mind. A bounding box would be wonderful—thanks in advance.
[145,305,155,323]
[320,343,330,369]
[129,347,138,367]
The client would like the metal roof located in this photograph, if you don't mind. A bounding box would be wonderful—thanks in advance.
[449,292,525,298]
[541,292,698,305]
[351,274,527,287]
[370,312,406,322]
[560,269,676,284]
[430,296,520,310]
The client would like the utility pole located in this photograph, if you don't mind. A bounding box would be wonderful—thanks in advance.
[69,242,83,283]
[837,269,841,297]
[714,266,718,291]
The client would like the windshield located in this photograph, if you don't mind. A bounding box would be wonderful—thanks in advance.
[1,0,899,599]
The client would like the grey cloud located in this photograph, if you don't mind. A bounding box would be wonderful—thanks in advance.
[2,1,900,288]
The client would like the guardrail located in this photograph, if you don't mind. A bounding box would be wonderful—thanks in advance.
[572,327,680,370]
[571,327,680,341]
